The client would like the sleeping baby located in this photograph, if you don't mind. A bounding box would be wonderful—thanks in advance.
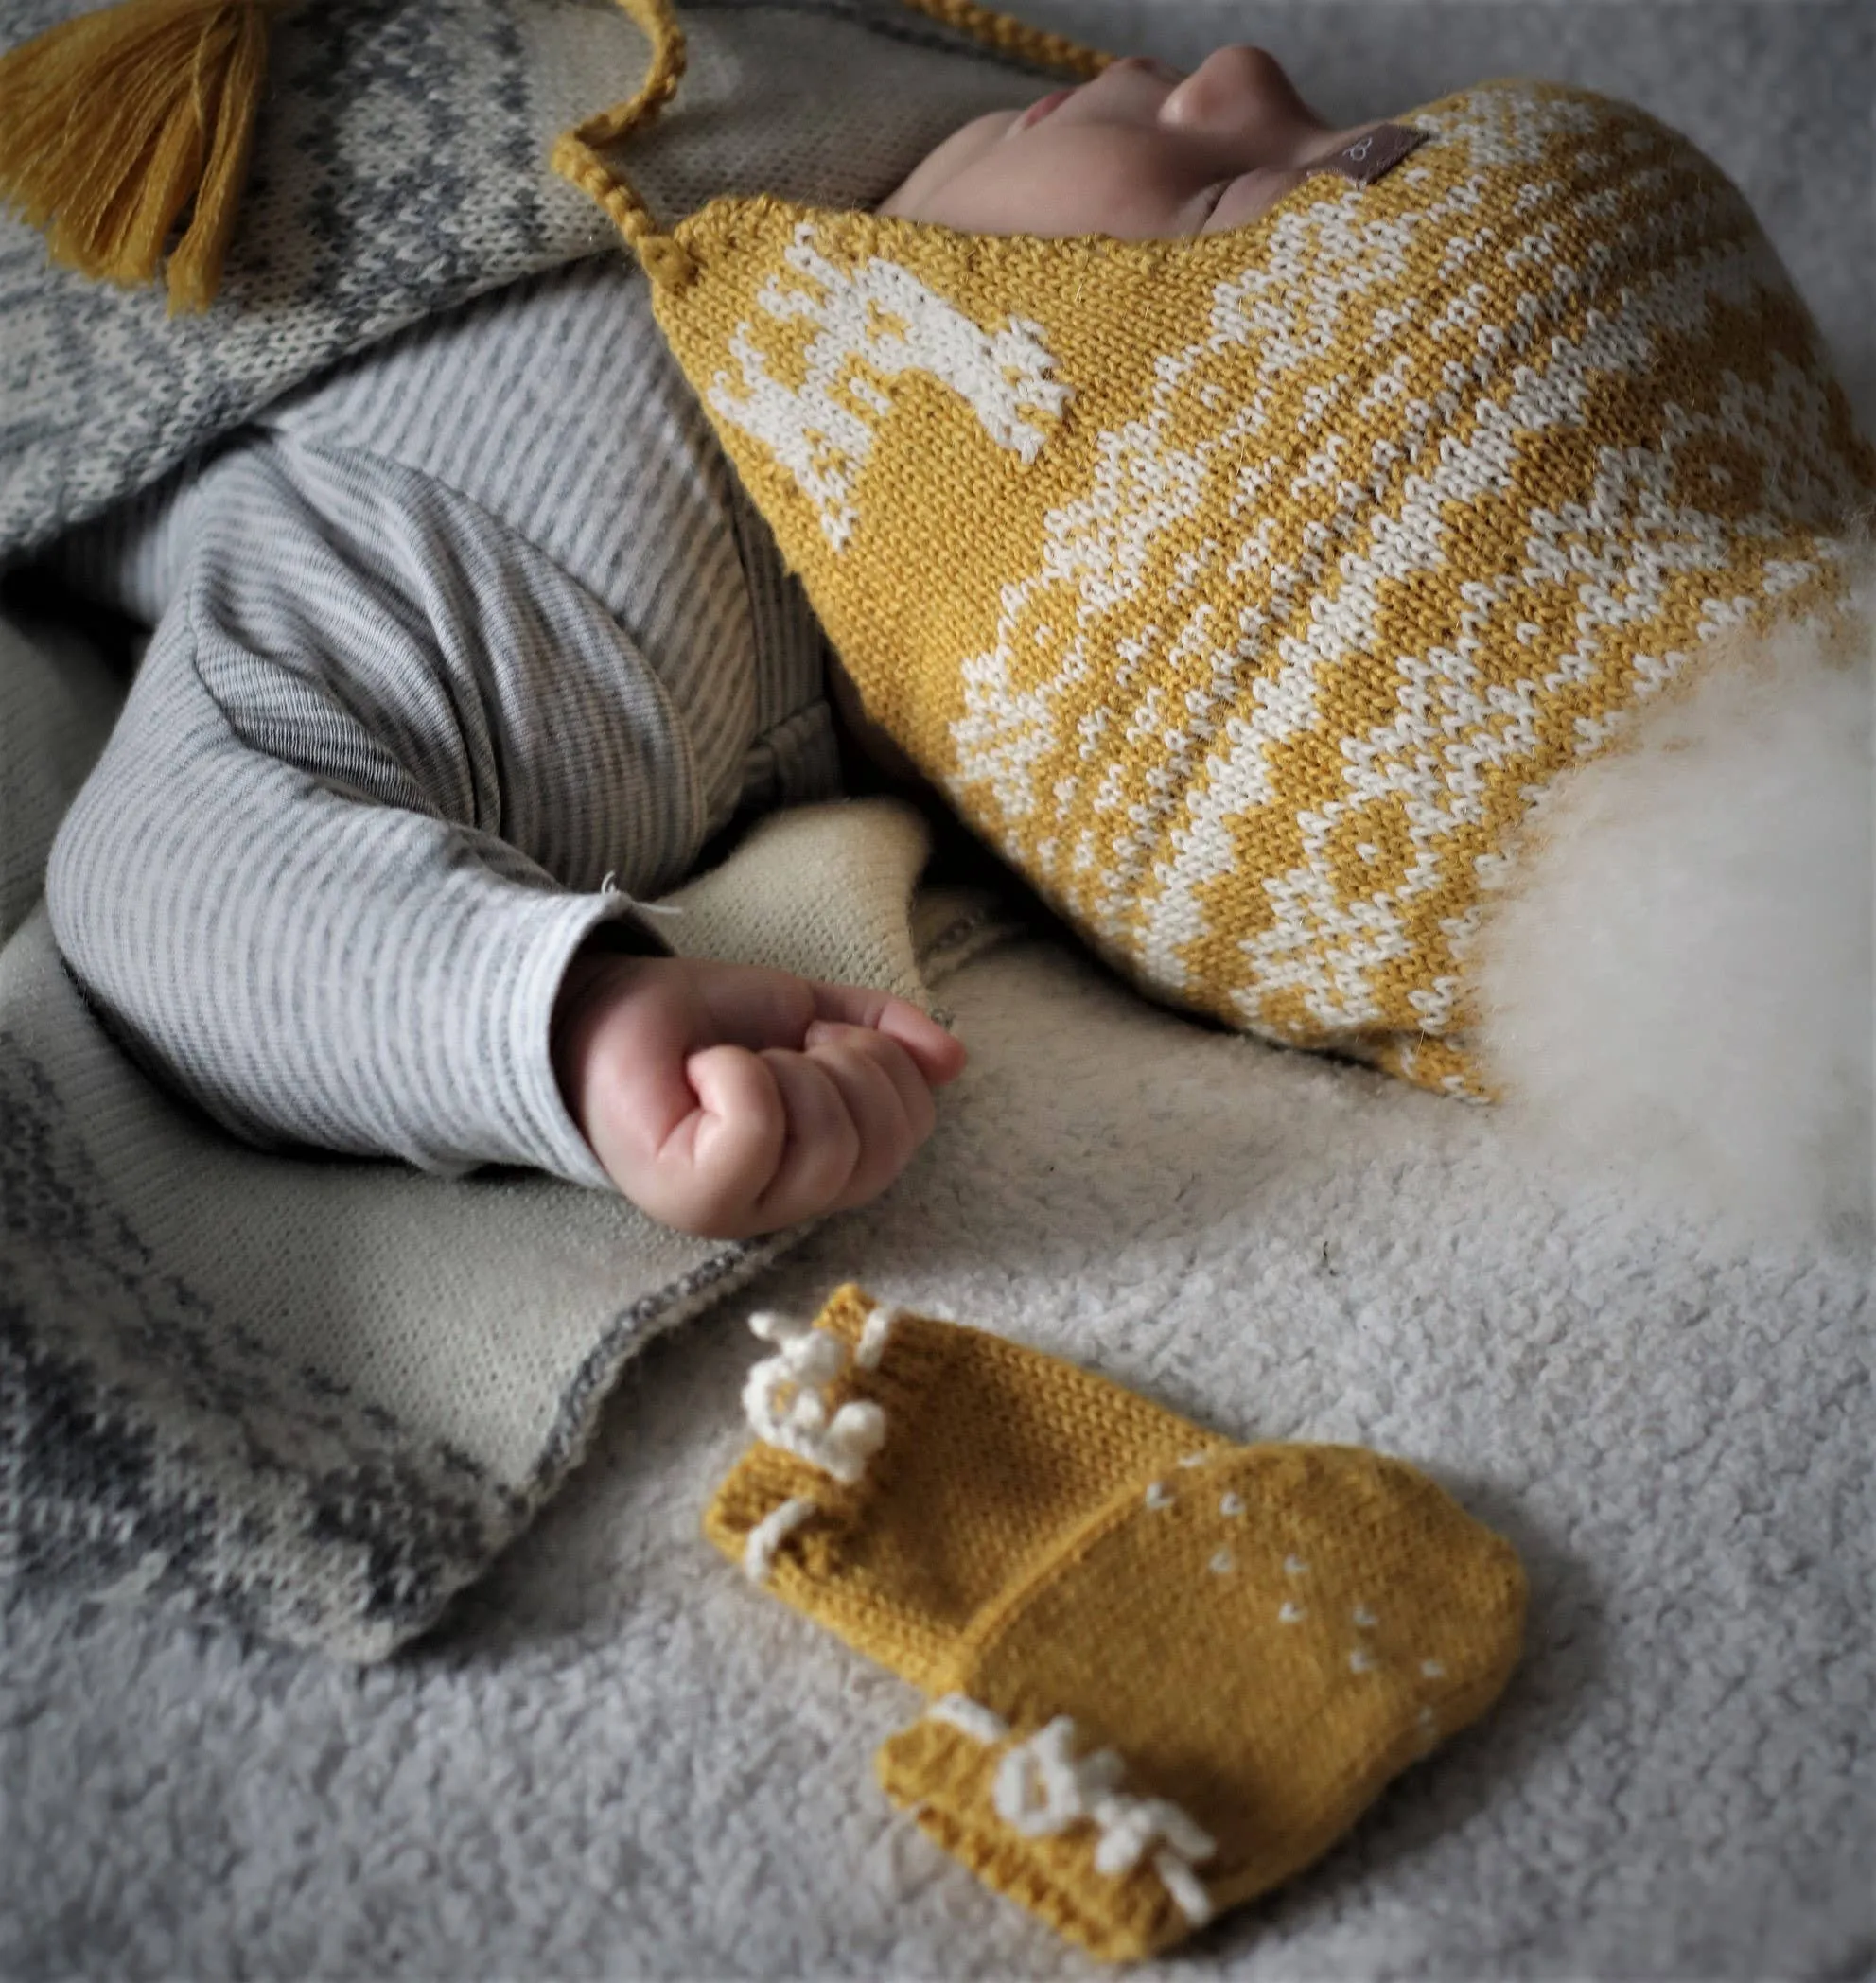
[43,26,1874,1237]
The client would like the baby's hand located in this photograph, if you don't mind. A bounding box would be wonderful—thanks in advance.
[552,950,968,1237]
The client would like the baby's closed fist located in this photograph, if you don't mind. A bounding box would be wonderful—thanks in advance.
[551,950,967,1237]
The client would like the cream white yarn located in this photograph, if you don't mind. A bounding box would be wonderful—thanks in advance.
[741,1495,819,1583]
[742,1309,887,1484]
[969,1711,1217,1924]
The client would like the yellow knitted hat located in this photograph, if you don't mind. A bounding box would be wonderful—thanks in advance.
[574,7,1876,1095]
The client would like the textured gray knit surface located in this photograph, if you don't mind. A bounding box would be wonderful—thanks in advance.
[3,1,1871,1978]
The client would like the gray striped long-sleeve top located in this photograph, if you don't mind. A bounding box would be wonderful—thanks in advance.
[44,254,840,1189]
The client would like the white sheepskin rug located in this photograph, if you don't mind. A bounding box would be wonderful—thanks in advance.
[1472,556,1874,1241]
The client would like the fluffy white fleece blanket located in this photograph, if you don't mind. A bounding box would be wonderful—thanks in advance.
[1475,562,1873,1241]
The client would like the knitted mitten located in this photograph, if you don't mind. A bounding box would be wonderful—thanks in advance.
[703,1282,1230,1693]
[875,1440,1525,1958]
[705,1285,1526,1959]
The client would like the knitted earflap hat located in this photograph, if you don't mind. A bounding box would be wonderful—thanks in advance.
[571,0,1876,1095]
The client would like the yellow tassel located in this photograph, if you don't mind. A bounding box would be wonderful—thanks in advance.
[0,0,275,314]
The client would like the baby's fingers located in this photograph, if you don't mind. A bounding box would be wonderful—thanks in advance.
[658,1044,790,1235]
[809,984,968,1085]
[748,1049,864,1228]
[803,1027,932,1212]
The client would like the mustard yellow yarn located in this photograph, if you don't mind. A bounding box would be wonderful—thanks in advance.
[706,1284,1526,1960]
[895,0,1109,79]
[877,1441,1524,1960]
[549,0,699,290]
[632,80,1875,1095]
[0,0,277,311]
[705,1282,1229,1690]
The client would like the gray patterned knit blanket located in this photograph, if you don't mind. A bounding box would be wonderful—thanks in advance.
[0,0,1057,1658]
[1,0,1074,557]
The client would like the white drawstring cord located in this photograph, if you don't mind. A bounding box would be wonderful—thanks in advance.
[927,1703,1218,1926]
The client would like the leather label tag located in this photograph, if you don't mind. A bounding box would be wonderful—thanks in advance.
[1314,122,1432,185]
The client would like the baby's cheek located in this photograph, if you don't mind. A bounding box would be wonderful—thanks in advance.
[879,110,1019,219]
[897,125,1208,240]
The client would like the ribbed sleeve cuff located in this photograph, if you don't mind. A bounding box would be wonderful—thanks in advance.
[482,885,674,1192]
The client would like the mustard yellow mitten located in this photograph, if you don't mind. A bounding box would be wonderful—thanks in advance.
[875,1440,1525,1960]
[705,1286,1526,1959]
[704,1282,1231,1693]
